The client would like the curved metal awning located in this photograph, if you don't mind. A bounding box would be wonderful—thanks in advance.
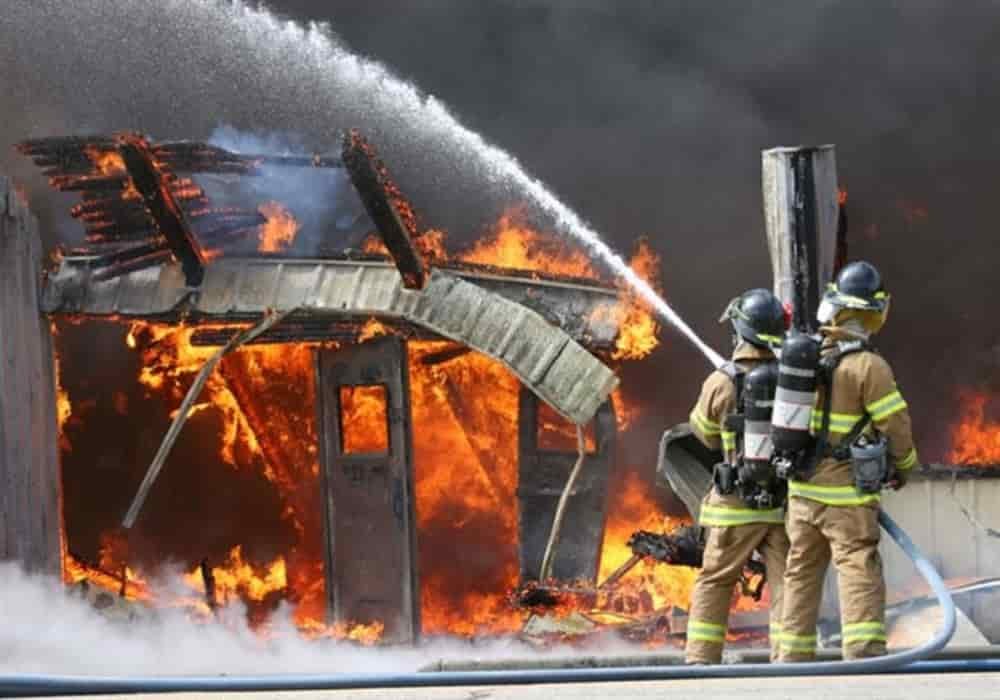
[42,257,621,425]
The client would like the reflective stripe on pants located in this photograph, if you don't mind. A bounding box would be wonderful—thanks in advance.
[779,496,886,661]
[685,522,789,664]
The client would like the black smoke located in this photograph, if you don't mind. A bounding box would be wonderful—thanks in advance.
[1,0,996,541]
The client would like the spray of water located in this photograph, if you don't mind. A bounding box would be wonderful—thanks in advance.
[266,5,727,367]
[1,0,724,368]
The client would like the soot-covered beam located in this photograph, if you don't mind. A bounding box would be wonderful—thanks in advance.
[117,135,206,287]
[342,130,426,290]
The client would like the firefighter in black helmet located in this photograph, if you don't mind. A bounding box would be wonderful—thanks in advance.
[685,288,790,664]
[779,261,917,662]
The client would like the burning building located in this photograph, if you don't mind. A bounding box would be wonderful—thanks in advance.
[2,130,691,645]
[1,132,998,653]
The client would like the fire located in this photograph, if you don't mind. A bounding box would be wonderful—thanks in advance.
[51,324,73,451]
[257,201,299,253]
[407,341,524,636]
[339,385,390,454]
[948,391,1000,464]
[459,212,598,278]
[57,206,671,642]
[610,239,661,361]
[598,470,697,611]
[183,545,287,603]
[84,147,141,200]
[85,147,126,176]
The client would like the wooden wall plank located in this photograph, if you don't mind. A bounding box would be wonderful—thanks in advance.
[0,175,62,575]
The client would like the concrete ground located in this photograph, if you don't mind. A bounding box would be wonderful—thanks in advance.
[47,673,1000,700]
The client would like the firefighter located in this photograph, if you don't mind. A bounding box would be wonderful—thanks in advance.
[778,261,918,662]
[685,288,790,665]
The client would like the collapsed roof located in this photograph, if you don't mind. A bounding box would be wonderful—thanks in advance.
[20,130,627,424]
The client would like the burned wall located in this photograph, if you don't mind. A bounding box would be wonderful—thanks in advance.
[0,177,61,575]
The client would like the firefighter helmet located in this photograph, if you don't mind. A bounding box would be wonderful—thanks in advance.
[822,261,889,313]
[719,288,787,348]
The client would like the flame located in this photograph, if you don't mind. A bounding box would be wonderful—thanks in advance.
[408,342,524,636]
[339,385,389,454]
[598,471,697,611]
[459,211,598,278]
[58,208,672,642]
[414,228,448,261]
[84,147,141,200]
[85,148,126,176]
[183,546,287,603]
[257,201,299,253]
[52,323,73,452]
[948,391,1000,464]
[611,239,661,361]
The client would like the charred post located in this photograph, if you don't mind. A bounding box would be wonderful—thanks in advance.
[761,145,840,332]
[342,130,427,289]
[116,134,207,287]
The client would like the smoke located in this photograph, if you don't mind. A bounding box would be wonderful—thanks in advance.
[0,562,568,675]
[201,125,372,255]
[2,0,995,460]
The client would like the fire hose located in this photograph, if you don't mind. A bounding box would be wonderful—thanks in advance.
[0,510,965,697]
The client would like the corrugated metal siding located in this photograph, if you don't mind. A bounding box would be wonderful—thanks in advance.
[43,259,619,425]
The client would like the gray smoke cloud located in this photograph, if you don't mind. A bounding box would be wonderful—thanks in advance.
[2,0,995,459]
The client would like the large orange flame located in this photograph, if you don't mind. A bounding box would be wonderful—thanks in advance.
[56,209,678,642]
[948,391,1000,464]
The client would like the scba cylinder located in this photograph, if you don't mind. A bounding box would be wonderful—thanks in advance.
[771,333,820,455]
[743,363,778,471]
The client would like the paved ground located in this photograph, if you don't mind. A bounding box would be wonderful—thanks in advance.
[48,673,1000,700]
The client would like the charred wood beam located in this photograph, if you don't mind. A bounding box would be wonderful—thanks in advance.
[153,141,342,174]
[117,135,206,287]
[188,209,266,229]
[71,197,146,219]
[48,174,128,192]
[80,210,153,232]
[91,249,172,282]
[419,344,472,366]
[342,130,426,290]
[86,241,167,270]
[199,559,218,612]
[189,318,438,346]
[84,223,156,243]
[17,135,117,154]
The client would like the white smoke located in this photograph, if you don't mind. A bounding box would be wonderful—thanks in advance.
[1,563,635,676]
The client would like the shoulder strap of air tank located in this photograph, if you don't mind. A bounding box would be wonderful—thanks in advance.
[816,339,872,458]
[719,361,746,406]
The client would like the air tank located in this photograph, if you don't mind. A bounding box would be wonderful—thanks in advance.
[743,362,778,471]
[771,333,821,455]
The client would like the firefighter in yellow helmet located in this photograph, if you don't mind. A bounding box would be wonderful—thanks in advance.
[685,288,790,665]
[778,261,918,662]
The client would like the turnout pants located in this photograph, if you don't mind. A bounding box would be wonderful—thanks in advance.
[685,522,789,664]
[779,497,886,661]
